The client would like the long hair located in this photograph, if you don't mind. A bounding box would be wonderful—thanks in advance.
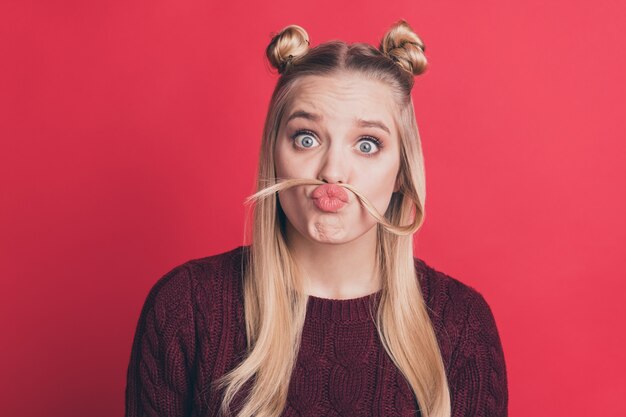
[216,20,451,417]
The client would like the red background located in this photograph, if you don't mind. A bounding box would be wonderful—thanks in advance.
[1,1,625,416]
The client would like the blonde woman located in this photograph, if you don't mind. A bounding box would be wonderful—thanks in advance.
[125,20,508,417]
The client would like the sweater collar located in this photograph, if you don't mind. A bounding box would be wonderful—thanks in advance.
[305,290,382,323]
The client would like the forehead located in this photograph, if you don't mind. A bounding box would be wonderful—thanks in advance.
[283,73,398,130]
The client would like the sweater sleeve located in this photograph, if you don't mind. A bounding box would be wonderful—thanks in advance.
[448,290,508,417]
[124,264,196,417]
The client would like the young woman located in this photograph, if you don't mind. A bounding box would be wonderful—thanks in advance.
[125,20,508,417]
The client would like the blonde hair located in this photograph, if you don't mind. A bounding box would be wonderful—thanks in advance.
[215,19,451,417]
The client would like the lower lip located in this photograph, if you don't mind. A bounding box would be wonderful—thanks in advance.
[313,198,347,213]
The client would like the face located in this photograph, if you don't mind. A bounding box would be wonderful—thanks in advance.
[274,73,402,245]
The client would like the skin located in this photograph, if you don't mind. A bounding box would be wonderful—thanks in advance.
[274,72,402,299]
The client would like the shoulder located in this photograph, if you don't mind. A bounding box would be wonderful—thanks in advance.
[413,257,502,364]
[152,245,247,294]
[140,245,249,324]
[414,257,491,320]
[414,257,508,415]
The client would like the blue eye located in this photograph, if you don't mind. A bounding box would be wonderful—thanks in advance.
[357,138,381,155]
[292,130,320,149]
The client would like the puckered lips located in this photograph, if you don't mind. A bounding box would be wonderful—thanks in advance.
[311,184,349,213]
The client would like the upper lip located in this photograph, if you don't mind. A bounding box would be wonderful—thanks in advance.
[311,184,349,202]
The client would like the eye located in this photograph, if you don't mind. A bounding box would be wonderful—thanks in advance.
[356,137,382,155]
[291,130,320,149]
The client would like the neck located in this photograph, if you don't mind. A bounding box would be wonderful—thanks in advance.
[285,222,381,300]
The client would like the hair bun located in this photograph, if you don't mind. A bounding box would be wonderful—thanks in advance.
[379,19,427,76]
[266,25,311,74]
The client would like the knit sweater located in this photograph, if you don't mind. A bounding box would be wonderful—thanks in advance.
[124,246,508,417]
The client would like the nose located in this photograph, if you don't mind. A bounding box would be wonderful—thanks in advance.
[317,144,347,184]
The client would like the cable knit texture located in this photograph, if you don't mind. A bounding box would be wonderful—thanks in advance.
[125,246,508,416]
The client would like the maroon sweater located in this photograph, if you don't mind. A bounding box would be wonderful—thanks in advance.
[125,246,507,416]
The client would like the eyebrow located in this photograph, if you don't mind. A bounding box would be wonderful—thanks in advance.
[285,110,391,135]
[356,118,391,135]
[285,110,321,124]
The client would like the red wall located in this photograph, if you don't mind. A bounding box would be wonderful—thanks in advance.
[1,1,624,415]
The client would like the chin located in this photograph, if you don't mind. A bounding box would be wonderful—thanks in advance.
[307,221,351,243]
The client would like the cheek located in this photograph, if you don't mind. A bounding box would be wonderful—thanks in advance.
[366,164,400,208]
[275,160,294,179]
[274,149,312,178]
[274,149,302,210]
[274,144,297,177]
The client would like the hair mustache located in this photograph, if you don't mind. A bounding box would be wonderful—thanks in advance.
[245,178,419,235]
